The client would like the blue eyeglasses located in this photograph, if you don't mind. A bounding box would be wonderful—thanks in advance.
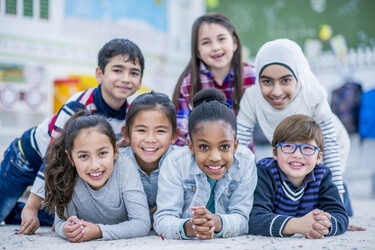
[275,143,320,156]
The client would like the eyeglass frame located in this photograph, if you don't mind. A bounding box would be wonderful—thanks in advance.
[275,142,321,156]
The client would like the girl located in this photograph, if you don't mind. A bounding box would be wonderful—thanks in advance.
[236,38,349,207]
[44,111,150,242]
[154,88,257,240]
[121,92,179,219]
[172,12,256,146]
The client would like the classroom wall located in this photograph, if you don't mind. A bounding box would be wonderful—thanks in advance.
[0,0,205,154]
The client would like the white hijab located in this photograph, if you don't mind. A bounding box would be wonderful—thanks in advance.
[254,39,332,142]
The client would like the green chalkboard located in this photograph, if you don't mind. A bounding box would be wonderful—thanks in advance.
[207,0,375,55]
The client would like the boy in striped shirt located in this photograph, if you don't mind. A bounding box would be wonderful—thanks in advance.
[0,38,144,234]
[249,114,348,238]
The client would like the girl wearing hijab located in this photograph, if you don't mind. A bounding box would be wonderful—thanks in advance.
[237,39,349,202]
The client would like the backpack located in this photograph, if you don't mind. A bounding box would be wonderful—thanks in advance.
[331,81,362,134]
[359,88,375,138]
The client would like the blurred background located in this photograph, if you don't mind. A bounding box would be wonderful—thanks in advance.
[0,0,374,197]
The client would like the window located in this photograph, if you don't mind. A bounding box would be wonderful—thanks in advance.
[23,0,33,17]
[6,0,17,15]
[40,0,48,19]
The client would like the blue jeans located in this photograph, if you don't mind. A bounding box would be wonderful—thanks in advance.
[0,139,44,224]
[344,182,353,217]
[4,202,54,226]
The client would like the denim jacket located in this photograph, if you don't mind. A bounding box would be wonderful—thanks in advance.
[153,145,257,239]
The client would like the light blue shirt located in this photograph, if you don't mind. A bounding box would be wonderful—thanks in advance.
[153,145,257,239]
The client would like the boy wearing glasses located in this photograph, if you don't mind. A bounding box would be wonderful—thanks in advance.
[248,115,348,238]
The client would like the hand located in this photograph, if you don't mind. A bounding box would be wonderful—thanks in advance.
[63,216,85,242]
[283,209,321,237]
[347,224,367,231]
[191,206,215,240]
[18,193,43,235]
[80,220,102,241]
[149,205,157,215]
[306,210,331,239]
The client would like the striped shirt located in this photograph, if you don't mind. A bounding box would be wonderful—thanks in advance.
[248,158,348,237]
[175,62,256,146]
[237,117,344,193]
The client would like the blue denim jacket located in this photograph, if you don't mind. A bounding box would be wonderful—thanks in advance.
[153,145,257,239]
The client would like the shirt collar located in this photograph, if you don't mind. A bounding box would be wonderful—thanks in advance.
[199,62,234,79]
[277,163,316,190]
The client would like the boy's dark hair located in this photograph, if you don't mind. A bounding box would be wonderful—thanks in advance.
[98,38,145,76]
[188,88,236,139]
[272,114,324,151]
[44,110,116,220]
[172,12,243,113]
[124,91,178,136]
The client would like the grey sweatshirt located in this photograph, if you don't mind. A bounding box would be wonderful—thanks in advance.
[55,149,150,240]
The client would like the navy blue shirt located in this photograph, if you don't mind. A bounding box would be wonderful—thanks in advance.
[249,158,348,237]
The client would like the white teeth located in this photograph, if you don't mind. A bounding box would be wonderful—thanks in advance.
[143,148,157,152]
[208,165,222,170]
[212,53,223,58]
[291,163,302,166]
[89,172,103,177]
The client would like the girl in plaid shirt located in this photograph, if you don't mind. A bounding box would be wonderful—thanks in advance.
[172,12,256,146]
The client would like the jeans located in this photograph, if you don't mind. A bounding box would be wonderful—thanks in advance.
[4,202,54,226]
[0,139,37,222]
[344,182,353,217]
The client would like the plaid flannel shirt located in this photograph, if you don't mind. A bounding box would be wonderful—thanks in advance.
[175,62,256,145]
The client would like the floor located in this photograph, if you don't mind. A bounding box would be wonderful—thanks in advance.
[1,134,375,249]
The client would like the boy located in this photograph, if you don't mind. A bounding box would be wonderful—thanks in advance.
[249,114,348,238]
[0,38,144,234]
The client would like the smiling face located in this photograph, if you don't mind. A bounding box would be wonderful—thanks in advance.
[259,64,297,109]
[188,121,238,180]
[273,140,323,188]
[70,127,118,190]
[197,22,238,75]
[124,109,178,175]
[96,55,142,110]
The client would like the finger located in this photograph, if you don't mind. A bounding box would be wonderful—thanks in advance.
[314,214,329,221]
[67,216,79,223]
[66,225,84,239]
[315,220,331,229]
[312,209,322,215]
[19,221,38,235]
[312,222,327,230]
[308,227,324,239]
[196,225,215,240]
[192,218,208,225]
[68,232,85,243]
[305,232,314,239]
[347,225,367,231]
[322,212,331,220]
[192,224,211,234]
[65,223,82,234]
[193,220,214,228]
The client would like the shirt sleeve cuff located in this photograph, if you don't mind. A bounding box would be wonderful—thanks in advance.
[179,218,194,239]
[214,214,225,237]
